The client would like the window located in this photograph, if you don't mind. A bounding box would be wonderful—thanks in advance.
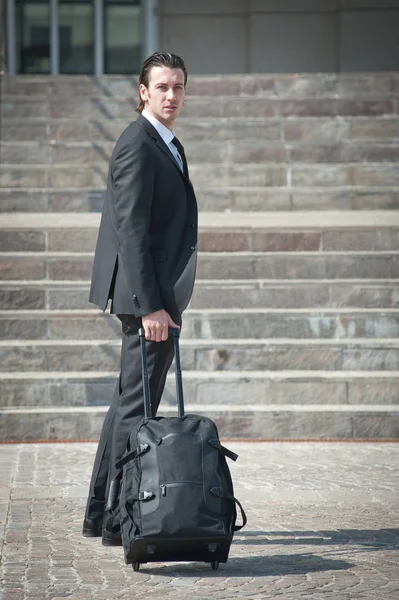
[16,0,50,74]
[105,0,141,74]
[59,1,93,74]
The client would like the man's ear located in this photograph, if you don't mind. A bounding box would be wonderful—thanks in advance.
[139,83,148,101]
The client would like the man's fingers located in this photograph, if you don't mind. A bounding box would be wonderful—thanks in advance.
[167,315,180,329]
[142,311,178,342]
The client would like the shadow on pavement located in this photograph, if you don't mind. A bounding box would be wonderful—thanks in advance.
[137,553,354,577]
[236,529,399,550]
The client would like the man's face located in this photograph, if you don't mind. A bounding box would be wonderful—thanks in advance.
[140,65,185,130]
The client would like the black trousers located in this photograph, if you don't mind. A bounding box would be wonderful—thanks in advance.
[84,315,177,522]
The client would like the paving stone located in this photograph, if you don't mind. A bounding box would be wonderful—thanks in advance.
[49,144,94,165]
[1,143,49,165]
[3,340,399,374]
[196,188,291,211]
[337,99,395,117]
[1,280,396,311]
[349,164,399,187]
[0,257,46,280]
[322,229,399,251]
[49,191,105,212]
[48,230,97,252]
[0,231,46,252]
[1,123,47,142]
[346,119,399,141]
[0,190,50,213]
[291,164,348,187]
[4,372,399,411]
[175,119,281,142]
[348,380,399,405]
[190,164,286,188]
[49,122,92,143]
[0,167,47,188]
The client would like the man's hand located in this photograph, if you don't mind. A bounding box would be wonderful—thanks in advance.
[142,310,180,342]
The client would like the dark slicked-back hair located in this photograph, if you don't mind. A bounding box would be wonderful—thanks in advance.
[136,52,188,113]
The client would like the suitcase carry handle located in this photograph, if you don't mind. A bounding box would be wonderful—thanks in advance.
[138,327,184,418]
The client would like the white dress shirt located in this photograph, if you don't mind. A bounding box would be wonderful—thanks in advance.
[141,109,184,172]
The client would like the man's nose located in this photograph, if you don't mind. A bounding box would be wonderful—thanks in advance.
[166,87,175,100]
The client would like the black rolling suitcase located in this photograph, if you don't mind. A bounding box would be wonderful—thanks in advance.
[106,327,246,571]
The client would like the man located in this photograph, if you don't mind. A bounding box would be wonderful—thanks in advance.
[82,52,197,544]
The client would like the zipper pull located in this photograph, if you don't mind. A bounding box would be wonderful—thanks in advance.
[160,485,166,497]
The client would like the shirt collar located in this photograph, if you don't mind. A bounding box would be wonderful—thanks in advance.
[142,109,175,146]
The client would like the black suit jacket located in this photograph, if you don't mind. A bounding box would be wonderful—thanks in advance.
[89,114,198,320]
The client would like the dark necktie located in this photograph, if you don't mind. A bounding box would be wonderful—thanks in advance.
[172,136,188,178]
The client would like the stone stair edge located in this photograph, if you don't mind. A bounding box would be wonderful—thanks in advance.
[2,337,399,346]
[1,404,398,414]
[3,250,399,257]
[2,71,397,90]
[2,210,399,229]
[1,307,398,315]
[1,369,399,379]
[2,278,398,286]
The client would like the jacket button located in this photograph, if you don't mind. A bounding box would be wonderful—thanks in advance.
[190,246,195,251]
[191,223,196,229]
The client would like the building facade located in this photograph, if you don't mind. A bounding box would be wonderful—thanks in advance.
[1,0,399,76]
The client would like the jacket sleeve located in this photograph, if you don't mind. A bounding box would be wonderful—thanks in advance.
[109,139,164,317]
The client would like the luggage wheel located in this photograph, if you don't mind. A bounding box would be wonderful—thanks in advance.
[211,561,219,570]
[132,562,140,572]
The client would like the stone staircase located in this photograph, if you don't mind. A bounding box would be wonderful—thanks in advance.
[0,73,398,440]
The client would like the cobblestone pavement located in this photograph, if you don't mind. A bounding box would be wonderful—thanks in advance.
[0,442,398,600]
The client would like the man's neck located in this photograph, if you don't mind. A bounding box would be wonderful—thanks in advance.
[142,109,175,132]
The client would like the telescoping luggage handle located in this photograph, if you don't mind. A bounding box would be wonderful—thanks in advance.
[138,327,184,419]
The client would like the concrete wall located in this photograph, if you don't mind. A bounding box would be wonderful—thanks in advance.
[160,0,399,74]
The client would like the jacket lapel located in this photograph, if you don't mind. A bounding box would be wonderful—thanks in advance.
[136,114,193,188]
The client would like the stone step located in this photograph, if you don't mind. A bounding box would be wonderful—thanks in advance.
[1,215,399,252]
[3,162,399,190]
[0,404,399,442]
[3,140,399,166]
[2,95,397,123]
[1,371,398,440]
[1,251,398,281]
[1,309,398,340]
[3,116,399,146]
[1,403,398,441]
[2,187,399,212]
[1,339,399,373]
[1,279,398,310]
[2,72,397,99]
[2,370,398,408]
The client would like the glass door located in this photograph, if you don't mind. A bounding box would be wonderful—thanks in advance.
[59,0,93,74]
[16,0,50,74]
[105,0,141,74]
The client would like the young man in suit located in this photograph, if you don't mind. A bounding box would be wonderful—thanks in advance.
[82,52,197,544]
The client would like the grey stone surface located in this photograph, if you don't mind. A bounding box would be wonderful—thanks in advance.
[2,371,399,409]
[2,340,399,373]
[1,309,398,341]
[3,251,398,283]
[1,406,399,441]
[10,224,399,253]
[0,167,47,188]
[0,231,46,252]
[0,442,398,598]
[0,257,46,281]
[0,289,45,310]
[0,143,49,165]
[43,282,399,311]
